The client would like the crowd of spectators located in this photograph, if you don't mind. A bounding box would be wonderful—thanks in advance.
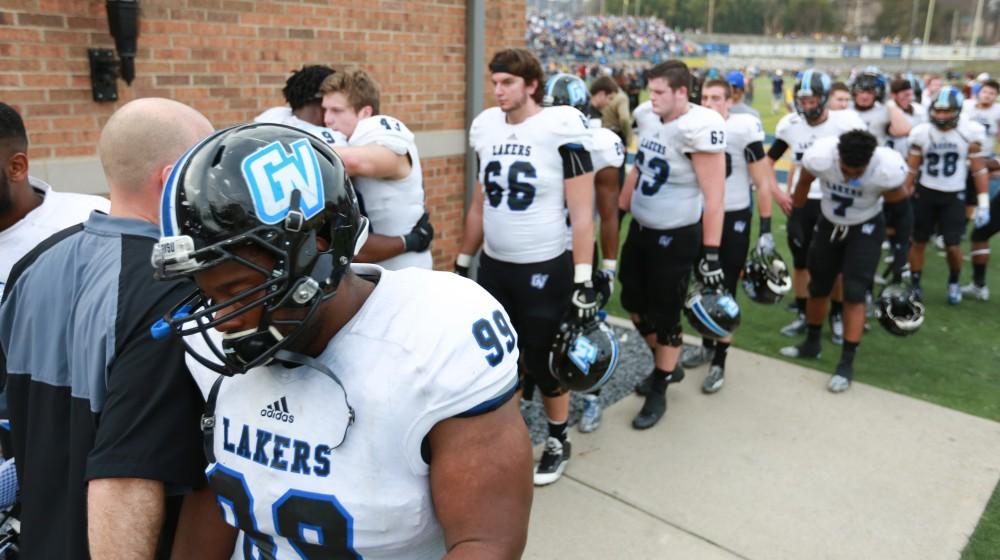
[527,13,702,63]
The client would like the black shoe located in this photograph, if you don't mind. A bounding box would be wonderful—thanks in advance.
[779,341,821,359]
[632,381,667,430]
[634,366,685,396]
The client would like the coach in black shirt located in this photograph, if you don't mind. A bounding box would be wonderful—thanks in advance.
[0,99,226,558]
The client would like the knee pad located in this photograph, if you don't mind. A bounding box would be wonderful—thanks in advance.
[524,346,566,398]
[632,314,656,337]
[655,322,684,347]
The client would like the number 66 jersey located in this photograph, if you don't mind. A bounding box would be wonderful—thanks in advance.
[185,265,520,560]
[469,105,592,264]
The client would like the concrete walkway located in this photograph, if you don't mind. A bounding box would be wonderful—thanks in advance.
[524,343,1000,560]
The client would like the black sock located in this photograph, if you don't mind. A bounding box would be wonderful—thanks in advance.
[703,338,717,350]
[806,324,822,345]
[839,341,859,372]
[830,300,843,315]
[911,271,922,288]
[712,342,730,367]
[796,297,807,313]
[974,264,987,287]
[948,269,960,284]
[548,420,568,441]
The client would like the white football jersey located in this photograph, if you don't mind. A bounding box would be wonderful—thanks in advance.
[803,137,906,225]
[185,265,519,560]
[960,99,1000,153]
[723,113,766,212]
[255,107,348,146]
[853,101,892,145]
[348,115,431,270]
[908,120,987,192]
[0,177,109,292]
[886,102,928,159]
[591,127,625,172]
[469,105,592,263]
[775,109,867,200]
[631,103,726,229]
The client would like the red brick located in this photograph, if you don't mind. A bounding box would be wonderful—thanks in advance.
[16,12,65,27]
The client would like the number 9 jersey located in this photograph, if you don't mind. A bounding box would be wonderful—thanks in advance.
[630,102,727,229]
[469,105,593,264]
[908,119,987,192]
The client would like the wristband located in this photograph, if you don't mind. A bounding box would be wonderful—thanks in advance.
[979,192,991,209]
[574,263,593,284]
[759,217,772,234]
[601,259,617,272]
[456,253,473,267]
[703,246,720,261]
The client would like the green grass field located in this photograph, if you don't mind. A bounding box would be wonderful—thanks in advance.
[612,77,1000,557]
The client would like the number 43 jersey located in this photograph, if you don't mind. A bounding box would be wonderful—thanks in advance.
[186,265,520,560]
[469,105,592,264]
[631,102,726,230]
[802,136,906,225]
[908,119,987,193]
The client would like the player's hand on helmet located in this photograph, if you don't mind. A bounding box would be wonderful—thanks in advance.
[593,266,615,308]
[974,205,991,228]
[571,280,599,321]
[454,253,472,277]
[756,232,775,257]
[787,208,805,250]
[401,212,434,252]
[697,247,725,289]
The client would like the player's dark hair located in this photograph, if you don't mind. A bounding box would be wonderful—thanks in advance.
[590,75,620,96]
[0,103,27,154]
[830,81,850,94]
[282,65,336,110]
[838,129,878,168]
[647,60,691,93]
[702,79,732,99]
[981,79,1000,93]
[489,48,545,104]
[890,79,912,94]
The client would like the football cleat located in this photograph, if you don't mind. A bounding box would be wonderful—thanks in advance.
[779,341,821,359]
[780,313,808,337]
[829,312,844,346]
[632,377,668,430]
[701,365,725,394]
[680,344,715,369]
[578,394,602,434]
[960,283,990,301]
[947,283,962,305]
[534,437,571,486]
[634,366,684,396]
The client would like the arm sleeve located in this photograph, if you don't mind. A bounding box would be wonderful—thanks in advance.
[745,141,766,162]
[559,144,595,178]
[767,139,789,160]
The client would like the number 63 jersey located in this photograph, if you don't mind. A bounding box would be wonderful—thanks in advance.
[469,105,592,264]
[185,265,520,560]
[908,119,987,193]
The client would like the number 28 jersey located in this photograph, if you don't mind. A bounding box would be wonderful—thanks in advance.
[908,119,987,192]
[469,105,592,264]
[631,102,726,229]
[186,265,520,560]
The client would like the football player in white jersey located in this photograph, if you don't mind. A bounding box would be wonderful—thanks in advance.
[254,65,349,147]
[905,87,991,304]
[320,69,434,271]
[458,49,597,485]
[887,78,928,159]
[152,124,532,559]
[851,72,911,147]
[780,130,910,392]
[828,82,852,111]
[618,60,726,429]
[767,70,867,344]
[960,79,1000,222]
[679,79,778,393]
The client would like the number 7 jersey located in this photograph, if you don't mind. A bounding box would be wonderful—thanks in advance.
[469,105,592,264]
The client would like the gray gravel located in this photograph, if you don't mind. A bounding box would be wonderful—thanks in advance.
[520,325,655,444]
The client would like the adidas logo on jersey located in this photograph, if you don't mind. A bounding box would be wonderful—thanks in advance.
[261,396,295,423]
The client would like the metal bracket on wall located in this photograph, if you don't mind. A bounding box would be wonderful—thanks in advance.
[88,48,118,103]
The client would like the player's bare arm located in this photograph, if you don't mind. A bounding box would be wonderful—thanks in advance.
[458,186,486,258]
[618,164,639,212]
[171,488,238,560]
[691,151,726,246]
[430,398,532,559]
[791,167,816,207]
[595,166,621,260]
[763,153,794,214]
[886,104,912,138]
[334,144,411,180]
[748,158,776,220]
[903,150,923,194]
[88,478,165,559]
[565,171,596,266]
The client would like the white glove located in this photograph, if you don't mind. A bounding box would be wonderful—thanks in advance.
[974,205,991,229]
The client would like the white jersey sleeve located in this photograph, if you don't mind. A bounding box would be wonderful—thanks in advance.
[590,127,625,171]
[960,118,989,155]
[680,104,726,153]
[907,122,931,150]
[545,105,594,151]
[349,115,415,155]
[723,114,765,211]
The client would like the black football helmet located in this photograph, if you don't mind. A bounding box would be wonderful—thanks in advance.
[742,248,792,304]
[543,73,590,114]
[793,69,832,122]
[151,123,368,375]
[852,71,886,106]
[549,317,619,393]
[875,283,925,337]
[928,86,963,130]
[684,286,741,340]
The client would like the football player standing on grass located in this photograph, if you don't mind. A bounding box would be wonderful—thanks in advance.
[618,60,726,430]
[780,130,911,393]
[905,87,991,304]
[960,79,1000,240]
[153,124,532,558]
[457,48,596,485]
[851,72,912,148]
[679,79,778,393]
[767,70,867,345]
[320,69,435,271]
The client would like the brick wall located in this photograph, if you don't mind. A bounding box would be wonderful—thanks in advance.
[0,0,525,269]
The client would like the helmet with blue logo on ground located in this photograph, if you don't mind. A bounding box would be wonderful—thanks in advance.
[875,283,925,336]
[742,247,792,304]
[549,317,620,393]
[684,285,741,340]
[150,122,368,375]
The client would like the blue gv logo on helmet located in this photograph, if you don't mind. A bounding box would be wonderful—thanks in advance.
[241,138,325,224]
[569,335,598,374]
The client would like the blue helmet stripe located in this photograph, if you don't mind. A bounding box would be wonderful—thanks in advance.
[589,327,620,392]
[692,300,731,338]
[800,69,814,95]
[936,88,951,108]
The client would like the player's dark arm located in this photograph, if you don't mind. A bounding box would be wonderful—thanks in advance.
[89,478,165,558]
[430,397,532,559]
[595,166,620,260]
[791,166,815,208]
[171,488,237,560]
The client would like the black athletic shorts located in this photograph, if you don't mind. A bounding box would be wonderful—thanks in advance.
[619,219,701,343]
[912,184,966,246]
[807,214,885,303]
[789,198,821,269]
[965,171,978,207]
[720,207,753,296]
[971,190,1000,242]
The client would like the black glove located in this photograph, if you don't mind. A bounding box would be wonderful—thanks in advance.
[787,207,805,251]
[454,262,469,278]
[593,269,614,309]
[571,280,598,321]
[401,212,433,253]
[696,246,724,289]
